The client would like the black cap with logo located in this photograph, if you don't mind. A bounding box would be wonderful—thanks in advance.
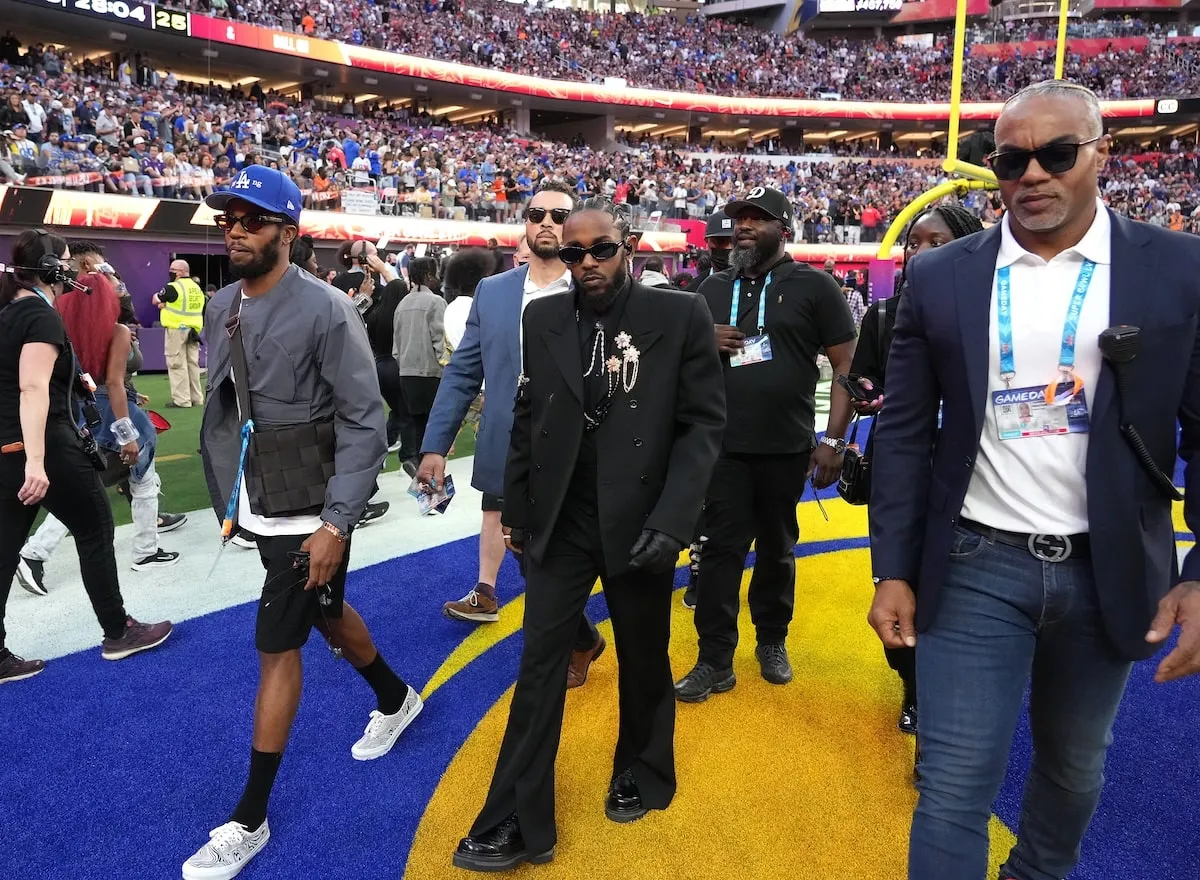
[704,210,734,239]
[724,186,794,231]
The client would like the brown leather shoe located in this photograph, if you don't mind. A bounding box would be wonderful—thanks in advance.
[566,634,606,689]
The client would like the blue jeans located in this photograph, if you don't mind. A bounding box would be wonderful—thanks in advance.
[93,387,157,481]
[910,525,1133,880]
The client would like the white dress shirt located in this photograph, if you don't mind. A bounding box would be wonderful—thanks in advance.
[960,201,1111,535]
[520,266,572,360]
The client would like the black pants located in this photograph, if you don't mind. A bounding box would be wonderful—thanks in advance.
[376,356,409,451]
[885,645,916,695]
[399,375,439,467]
[470,506,676,855]
[694,451,808,669]
[0,426,127,649]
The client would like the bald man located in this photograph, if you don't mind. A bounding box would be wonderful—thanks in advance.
[152,258,207,407]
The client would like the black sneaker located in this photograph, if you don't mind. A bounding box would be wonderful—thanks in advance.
[400,459,419,479]
[15,556,47,596]
[131,549,180,571]
[358,501,390,527]
[755,643,793,685]
[0,649,46,683]
[157,512,187,533]
[673,661,736,703]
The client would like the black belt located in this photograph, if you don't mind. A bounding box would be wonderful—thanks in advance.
[959,518,1089,563]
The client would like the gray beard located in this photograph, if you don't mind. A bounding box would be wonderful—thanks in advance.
[730,243,768,275]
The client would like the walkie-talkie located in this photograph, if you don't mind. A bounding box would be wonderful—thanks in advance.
[1099,325,1183,502]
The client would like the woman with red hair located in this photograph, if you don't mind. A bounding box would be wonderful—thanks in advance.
[21,271,179,571]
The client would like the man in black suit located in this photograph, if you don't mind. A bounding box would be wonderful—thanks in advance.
[453,198,726,873]
[868,81,1200,880]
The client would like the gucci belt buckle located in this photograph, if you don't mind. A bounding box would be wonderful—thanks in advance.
[1028,533,1072,563]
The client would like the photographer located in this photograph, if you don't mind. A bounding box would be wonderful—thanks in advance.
[0,230,173,684]
[332,240,410,460]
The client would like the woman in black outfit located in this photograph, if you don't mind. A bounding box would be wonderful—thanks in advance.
[850,203,983,748]
[0,230,172,684]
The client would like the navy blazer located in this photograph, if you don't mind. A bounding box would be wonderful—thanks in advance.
[420,265,527,497]
[869,210,1200,660]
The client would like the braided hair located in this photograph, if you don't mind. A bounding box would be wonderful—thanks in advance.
[899,202,985,288]
[575,196,633,239]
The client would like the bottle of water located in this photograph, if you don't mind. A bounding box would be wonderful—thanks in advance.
[110,417,140,445]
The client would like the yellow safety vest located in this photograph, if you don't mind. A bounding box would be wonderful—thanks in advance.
[160,278,205,331]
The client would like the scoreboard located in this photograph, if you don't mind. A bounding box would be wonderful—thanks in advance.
[20,0,190,34]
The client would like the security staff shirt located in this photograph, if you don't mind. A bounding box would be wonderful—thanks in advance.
[699,255,856,455]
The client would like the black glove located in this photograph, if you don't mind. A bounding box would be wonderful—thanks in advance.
[629,529,683,574]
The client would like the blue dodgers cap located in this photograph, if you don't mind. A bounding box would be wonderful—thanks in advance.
[205,165,303,225]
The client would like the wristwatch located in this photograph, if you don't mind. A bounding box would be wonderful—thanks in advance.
[321,521,348,543]
[820,436,847,454]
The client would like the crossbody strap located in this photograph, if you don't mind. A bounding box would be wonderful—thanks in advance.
[226,293,253,425]
[875,299,888,369]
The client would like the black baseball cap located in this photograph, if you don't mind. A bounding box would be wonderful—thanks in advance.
[725,186,793,230]
[704,210,734,239]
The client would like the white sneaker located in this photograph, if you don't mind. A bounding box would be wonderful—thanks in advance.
[351,687,423,761]
[182,820,270,880]
[230,534,256,550]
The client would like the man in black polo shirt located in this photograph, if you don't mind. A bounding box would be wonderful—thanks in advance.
[675,186,857,701]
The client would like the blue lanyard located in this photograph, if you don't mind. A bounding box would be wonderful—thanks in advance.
[731,271,773,335]
[220,418,254,541]
[996,259,1095,385]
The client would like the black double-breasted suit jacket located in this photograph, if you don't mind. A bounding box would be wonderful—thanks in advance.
[503,279,727,577]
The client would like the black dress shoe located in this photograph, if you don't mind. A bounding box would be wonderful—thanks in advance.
[605,769,647,823]
[898,701,918,735]
[452,813,554,872]
[755,643,793,685]
[674,661,736,703]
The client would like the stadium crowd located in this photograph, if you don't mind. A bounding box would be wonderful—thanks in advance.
[3,31,1200,237]
[150,1,1200,100]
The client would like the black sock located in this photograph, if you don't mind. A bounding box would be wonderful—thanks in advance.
[902,678,917,708]
[230,749,282,831]
[356,652,409,715]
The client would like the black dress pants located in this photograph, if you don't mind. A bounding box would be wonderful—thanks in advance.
[694,451,809,669]
[0,426,128,650]
[470,503,676,855]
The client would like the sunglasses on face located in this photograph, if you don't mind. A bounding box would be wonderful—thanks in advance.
[986,136,1103,182]
[558,241,625,265]
[525,207,571,225]
[213,212,287,234]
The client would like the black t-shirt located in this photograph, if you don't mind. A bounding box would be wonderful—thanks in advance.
[0,295,75,445]
[700,255,856,454]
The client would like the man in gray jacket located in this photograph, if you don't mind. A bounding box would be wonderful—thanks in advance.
[186,166,422,880]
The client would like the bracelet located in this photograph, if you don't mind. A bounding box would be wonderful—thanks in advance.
[321,521,347,543]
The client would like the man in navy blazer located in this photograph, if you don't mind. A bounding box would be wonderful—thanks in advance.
[418,183,604,685]
[868,81,1200,880]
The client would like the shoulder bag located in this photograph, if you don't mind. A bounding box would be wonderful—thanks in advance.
[837,300,888,506]
[227,294,336,518]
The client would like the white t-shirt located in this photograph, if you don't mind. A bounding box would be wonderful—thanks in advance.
[232,294,324,537]
[444,295,472,354]
[960,202,1111,535]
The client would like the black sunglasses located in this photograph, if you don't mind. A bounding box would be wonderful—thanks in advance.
[214,212,288,234]
[986,136,1103,182]
[558,241,625,265]
[525,207,571,225]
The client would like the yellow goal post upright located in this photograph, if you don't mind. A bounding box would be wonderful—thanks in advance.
[872,0,1071,265]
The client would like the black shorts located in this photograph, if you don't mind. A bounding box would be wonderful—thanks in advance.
[255,533,349,654]
[482,493,504,512]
